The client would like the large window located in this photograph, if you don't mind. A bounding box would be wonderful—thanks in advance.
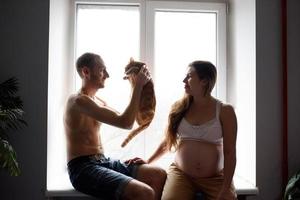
[48,0,258,192]
[74,0,226,167]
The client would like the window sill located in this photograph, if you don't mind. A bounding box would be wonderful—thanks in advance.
[45,175,259,199]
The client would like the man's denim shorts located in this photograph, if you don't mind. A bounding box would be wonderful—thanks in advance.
[67,154,140,200]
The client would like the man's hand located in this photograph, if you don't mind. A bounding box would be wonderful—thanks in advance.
[125,157,147,165]
[128,65,151,87]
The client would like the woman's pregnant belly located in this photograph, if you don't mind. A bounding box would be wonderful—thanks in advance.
[175,140,224,178]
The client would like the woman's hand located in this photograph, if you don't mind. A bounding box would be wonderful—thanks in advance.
[125,157,147,165]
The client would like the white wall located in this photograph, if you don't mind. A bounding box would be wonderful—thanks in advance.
[47,0,76,190]
[227,0,256,186]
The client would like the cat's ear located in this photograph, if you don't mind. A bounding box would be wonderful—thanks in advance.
[129,57,134,63]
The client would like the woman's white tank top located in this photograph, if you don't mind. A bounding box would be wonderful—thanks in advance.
[177,100,223,144]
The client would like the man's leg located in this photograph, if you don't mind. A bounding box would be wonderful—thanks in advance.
[68,156,154,200]
[121,179,155,200]
[135,164,167,200]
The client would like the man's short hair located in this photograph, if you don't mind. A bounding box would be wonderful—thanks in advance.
[76,53,101,77]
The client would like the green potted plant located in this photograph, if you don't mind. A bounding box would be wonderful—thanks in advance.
[0,77,27,176]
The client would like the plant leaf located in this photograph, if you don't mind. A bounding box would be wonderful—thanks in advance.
[0,77,26,176]
[0,96,23,110]
[0,109,26,131]
[0,77,19,97]
[0,139,21,176]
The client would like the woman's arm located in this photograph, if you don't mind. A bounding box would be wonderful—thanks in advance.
[125,139,168,165]
[219,104,237,199]
[147,139,168,164]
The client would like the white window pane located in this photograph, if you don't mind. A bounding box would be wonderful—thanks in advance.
[77,4,139,111]
[155,11,217,113]
[76,4,143,159]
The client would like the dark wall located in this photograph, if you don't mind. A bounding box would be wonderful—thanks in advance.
[0,0,299,199]
[288,0,300,178]
[0,0,49,199]
[256,0,283,198]
[254,0,300,199]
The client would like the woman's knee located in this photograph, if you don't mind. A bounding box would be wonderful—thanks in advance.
[162,190,195,200]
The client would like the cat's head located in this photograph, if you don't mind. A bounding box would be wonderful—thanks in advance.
[123,57,145,80]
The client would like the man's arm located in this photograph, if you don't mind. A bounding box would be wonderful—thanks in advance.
[74,66,149,129]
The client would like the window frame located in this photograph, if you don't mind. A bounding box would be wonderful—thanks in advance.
[47,0,230,191]
[73,0,227,160]
[145,1,227,101]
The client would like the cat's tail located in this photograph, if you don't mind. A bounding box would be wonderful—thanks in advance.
[121,122,151,147]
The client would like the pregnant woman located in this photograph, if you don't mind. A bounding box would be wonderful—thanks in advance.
[130,60,237,200]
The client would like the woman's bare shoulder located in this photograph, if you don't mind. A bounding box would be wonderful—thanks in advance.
[219,102,236,118]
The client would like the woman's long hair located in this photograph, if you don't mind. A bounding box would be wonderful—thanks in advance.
[165,61,217,150]
[165,94,193,150]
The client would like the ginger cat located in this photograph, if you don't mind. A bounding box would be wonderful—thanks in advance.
[121,58,156,147]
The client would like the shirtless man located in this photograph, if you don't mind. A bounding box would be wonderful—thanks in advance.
[64,52,166,200]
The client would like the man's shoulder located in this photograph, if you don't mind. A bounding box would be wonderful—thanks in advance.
[67,93,78,101]
[68,93,98,111]
[65,94,90,120]
[66,94,85,108]
[95,96,106,106]
[66,94,78,106]
[67,93,90,102]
